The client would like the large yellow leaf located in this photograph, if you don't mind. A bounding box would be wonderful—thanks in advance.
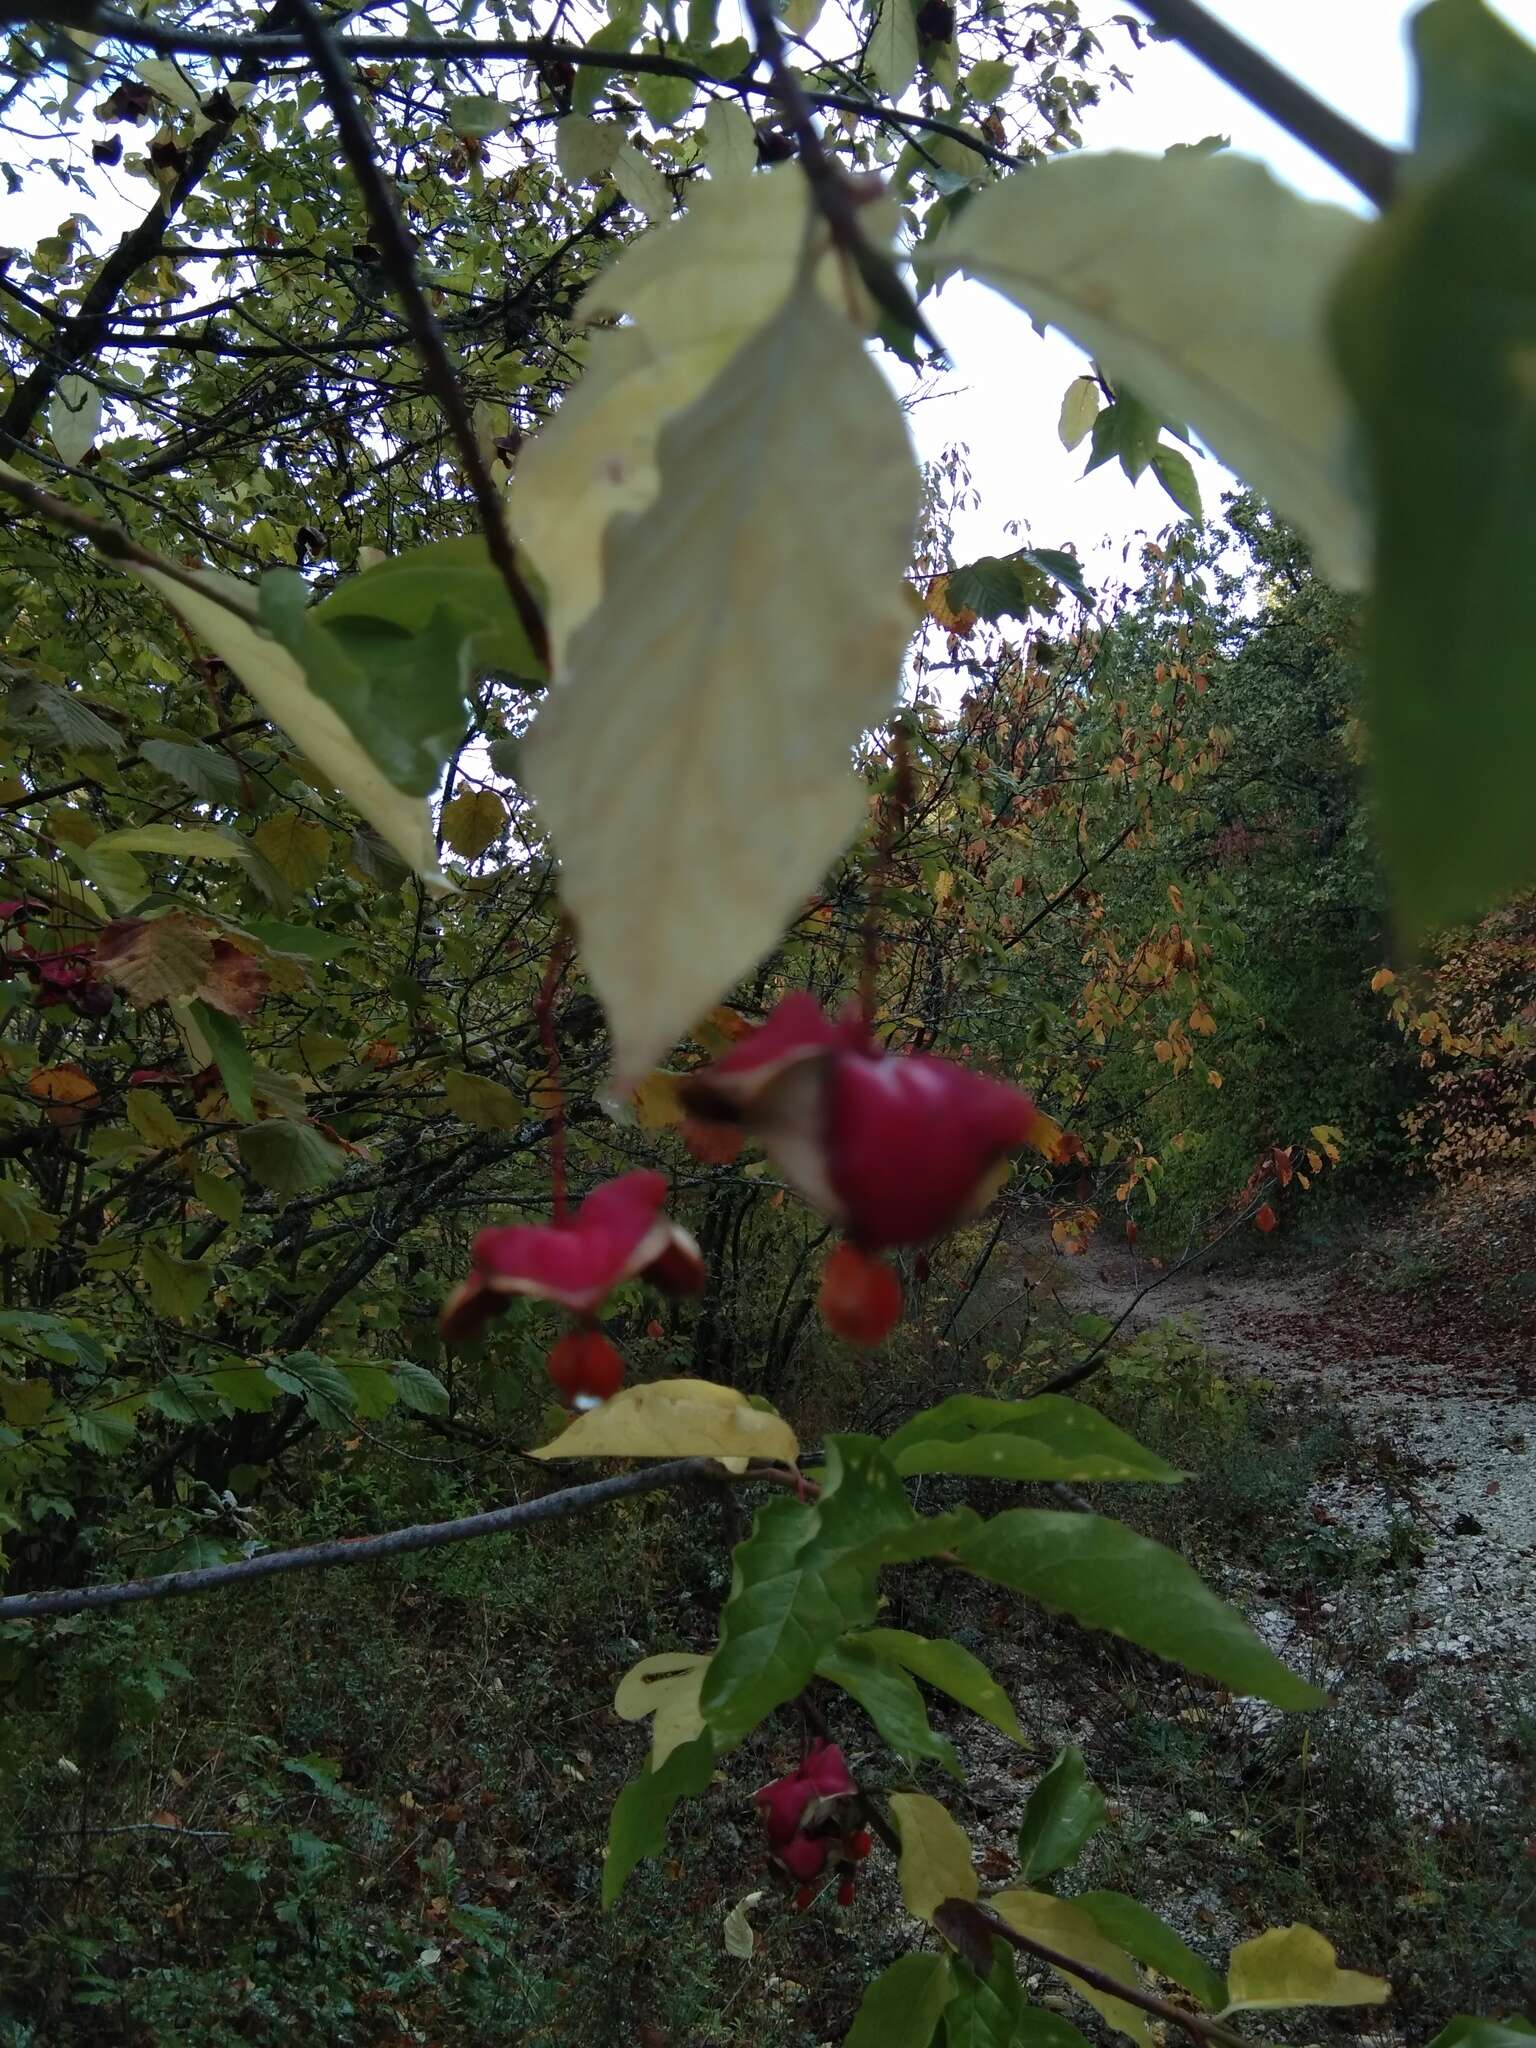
[522,277,921,1079]
[613,1651,710,1767]
[1223,1925,1389,2013]
[991,1889,1148,2044]
[529,1378,798,1465]
[889,1792,978,1926]
[131,565,450,888]
[922,152,1370,589]
[511,165,815,666]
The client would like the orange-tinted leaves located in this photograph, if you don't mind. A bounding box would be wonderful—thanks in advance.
[682,1116,744,1165]
[1255,1203,1279,1233]
[27,1062,98,1107]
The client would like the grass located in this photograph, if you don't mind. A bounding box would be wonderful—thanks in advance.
[0,1292,1529,2044]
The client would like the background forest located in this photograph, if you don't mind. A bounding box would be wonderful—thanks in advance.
[1,0,1533,2042]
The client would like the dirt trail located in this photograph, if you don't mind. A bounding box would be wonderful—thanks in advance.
[993,1230,1536,1817]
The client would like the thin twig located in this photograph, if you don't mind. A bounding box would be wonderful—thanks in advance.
[287,0,550,670]
[0,1459,729,1621]
[740,0,942,355]
[1131,0,1398,209]
[74,12,1023,171]
[937,1897,1253,2048]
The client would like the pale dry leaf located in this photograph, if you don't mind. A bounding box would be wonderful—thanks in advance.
[529,1378,798,1464]
[522,279,920,1078]
[924,151,1370,587]
[510,166,815,667]
[613,1652,710,1766]
[131,566,450,887]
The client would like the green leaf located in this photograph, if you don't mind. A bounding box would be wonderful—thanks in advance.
[1084,397,1161,484]
[267,1350,356,1424]
[700,1498,867,1747]
[126,1088,186,1151]
[124,556,451,887]
[1072,1892,1228,2014]
[1150,443,1203,520]
[443,1068,522,1130]
[1223,1924,1389,2013]
[556,114,626,185]
[635,65,696,127]
[991,1890,1149,2043]
[148,1374,224,1424]
[966,58,1014,103]
[448,92,509,138]
[922,151,1370,586]
[1058,375,1100,451]
[870,0,919,95]
[315,535,545,682]
[701,100,756,183]
[237,1119,347,1197]
[886,1394,1181,1485]
[141,1244,213,1321]
[138,737,244,805]
[1016,547,1093,607]
[69,1407,138,1456]
[816,1637,961,1775]
[49,374,102,468]
[521,251,920,1076]
[341,1364,399,1419]
[942,1953,1034,2048]
[205,1366,282,1413]
[1330,67,1536,934]
[946,555,1053,624]
[190,1001,255,1122]
[613,138,671,224]
[844,1506,982,1569]
[1016,1746,1107,1881]
[235,919,360,963]
[1426,2022,1536,2048]
[890,1791,977,1923]
[390,1360,449,1415]
[1409,0,1536,181]
[956,1510,1324,1707]
[851,1627,1026,1742]
[846,1955,956,2048]
[193,1170,242,1226]
[602,1728,713,1906]
[90,824,248,862]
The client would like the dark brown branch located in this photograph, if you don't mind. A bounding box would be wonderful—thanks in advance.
[0,0,293,451]
[1130,0,1398,209]
[936,1898,1252,2048]
[76,12,1022,171]
[740,0,941,355]
[0,1460,726,1621]
[287,0,550,671]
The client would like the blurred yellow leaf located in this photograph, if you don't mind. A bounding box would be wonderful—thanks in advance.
[614,1652,710,1766]
[632,1071,686,1129]
[1224,1925,1389,2014]
[991,1889,1148,2044]
[530,1378,797,1465]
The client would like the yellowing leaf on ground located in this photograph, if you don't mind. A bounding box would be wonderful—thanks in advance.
[529,1378,798,1465]
[254,814,332,891]
[130,564,450,889]
[991,1888,1148,2044]
[441,788,507,859]
[512,165,816,667]
[613,1651,710,1766]
[443,1068,522,1131]
[889,1792,978,1925]
[522,274,921,1079]
[1224,1924,1390,2013]
[922,152,1370,589]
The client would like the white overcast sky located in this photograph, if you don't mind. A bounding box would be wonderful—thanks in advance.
[6,0,1536,572]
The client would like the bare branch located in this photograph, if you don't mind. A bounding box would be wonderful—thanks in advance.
[0,1459,727,1621]
[287,0,550,670]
